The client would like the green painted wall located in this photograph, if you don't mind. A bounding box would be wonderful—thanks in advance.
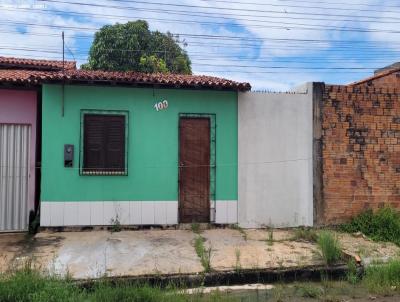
[41,84,238,202]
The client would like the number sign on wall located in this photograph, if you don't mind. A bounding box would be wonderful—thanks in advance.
[154,100,169,112]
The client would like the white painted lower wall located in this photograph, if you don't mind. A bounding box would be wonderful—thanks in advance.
[238,84,314,228]
[215,201,238,224]
[40,201,179,227]
[40,200,237,226]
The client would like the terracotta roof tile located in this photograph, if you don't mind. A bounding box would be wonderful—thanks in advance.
[0,56,76,71]
[0,66,251,91]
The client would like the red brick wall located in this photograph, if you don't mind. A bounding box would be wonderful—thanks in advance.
[353,72,400,89]
[321,85,400,224]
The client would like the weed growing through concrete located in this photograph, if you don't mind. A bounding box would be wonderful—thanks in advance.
[191,223,201,234]
[110,215,122,233]
[267,229,274,246]
[234,248,241,273]
[231,224,247,241]
[317,231,342,266]
[293,227,318,242]
[194,236,211,273]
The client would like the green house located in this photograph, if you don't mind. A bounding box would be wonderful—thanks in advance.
[39,72,250,227]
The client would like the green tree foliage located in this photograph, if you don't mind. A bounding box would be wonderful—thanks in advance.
[81,20,192,74]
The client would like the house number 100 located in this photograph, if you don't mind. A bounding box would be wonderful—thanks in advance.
[154,100,169,111]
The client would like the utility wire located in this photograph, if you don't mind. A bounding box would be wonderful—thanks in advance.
[38,0,400,23]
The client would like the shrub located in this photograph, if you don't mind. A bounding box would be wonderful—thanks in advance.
[317,231,342,266]
[341,206,400,246]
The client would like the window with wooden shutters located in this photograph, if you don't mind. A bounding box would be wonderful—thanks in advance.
[81,111,128,175]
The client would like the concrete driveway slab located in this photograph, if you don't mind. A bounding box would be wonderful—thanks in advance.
[0,233,27,272]
[38,230,203,279]
[201,229,322,271]
[1,228,398,280]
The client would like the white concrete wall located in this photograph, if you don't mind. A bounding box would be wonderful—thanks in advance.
[238,83,313,228]
[40,200,237,226]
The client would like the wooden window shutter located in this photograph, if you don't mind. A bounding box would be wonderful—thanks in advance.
[105,116,125,172]
[83,114,126,175]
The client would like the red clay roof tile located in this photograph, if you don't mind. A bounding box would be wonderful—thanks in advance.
[0,57,251,91]
[0,56,76,71]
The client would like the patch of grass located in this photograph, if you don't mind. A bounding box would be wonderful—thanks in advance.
[0,269,82,302]
[0,268,242,302]
[296,283,323,298]
[363,259,400,294]
[194,236,212,273]
[317,231,342,266]
[341,206,400,246]
[293,227,318,242]
[346,259,359,285]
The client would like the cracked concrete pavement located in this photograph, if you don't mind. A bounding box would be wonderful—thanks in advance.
[0,228,399,279]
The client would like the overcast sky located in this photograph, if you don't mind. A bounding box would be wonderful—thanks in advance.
[1,0,400,90]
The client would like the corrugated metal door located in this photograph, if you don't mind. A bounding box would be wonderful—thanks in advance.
[0,124,31,231]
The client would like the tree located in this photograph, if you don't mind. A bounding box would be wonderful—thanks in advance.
[81,20,192,74]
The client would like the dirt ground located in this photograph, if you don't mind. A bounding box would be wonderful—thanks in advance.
[0,228,399,279]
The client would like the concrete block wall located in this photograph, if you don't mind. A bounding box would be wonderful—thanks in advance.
[319,85,400,224]
[238,84,314,228]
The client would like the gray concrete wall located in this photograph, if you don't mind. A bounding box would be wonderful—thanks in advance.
[238,83,313,228]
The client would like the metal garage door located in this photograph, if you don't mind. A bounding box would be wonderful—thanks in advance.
[0,124,31,231]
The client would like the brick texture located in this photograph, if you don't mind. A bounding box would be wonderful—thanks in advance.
[351,70,400,89]
[321,85,400,224]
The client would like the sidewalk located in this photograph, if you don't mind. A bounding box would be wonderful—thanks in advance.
[1,228,399,280]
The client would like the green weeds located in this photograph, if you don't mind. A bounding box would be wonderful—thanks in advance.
[191,223,201,234]
[341,206,400,246]
[234,248,241,273]
[110,215,122,233]
[363,259,400,294]
[194,236,212,273]
[267,229,274,246]
[317,231,342,266]
[0,269,239,302]
[293,227,318,242]
[346,259,359,284]
[295,283,323,299]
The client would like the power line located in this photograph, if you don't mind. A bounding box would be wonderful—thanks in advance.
[0,46,390,71]
[123,0,400,15]
[38,0,400,23]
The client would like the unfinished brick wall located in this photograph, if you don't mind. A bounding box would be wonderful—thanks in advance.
[352,71,400,89]
[320,85,400,224]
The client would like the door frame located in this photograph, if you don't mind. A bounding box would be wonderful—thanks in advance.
[178,113,216,223]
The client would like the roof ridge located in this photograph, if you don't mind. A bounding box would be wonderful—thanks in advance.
[0,56,76,71]
[0,68,251,91]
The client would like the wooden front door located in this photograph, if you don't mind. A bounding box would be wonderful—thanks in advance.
[179,117,210,223]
